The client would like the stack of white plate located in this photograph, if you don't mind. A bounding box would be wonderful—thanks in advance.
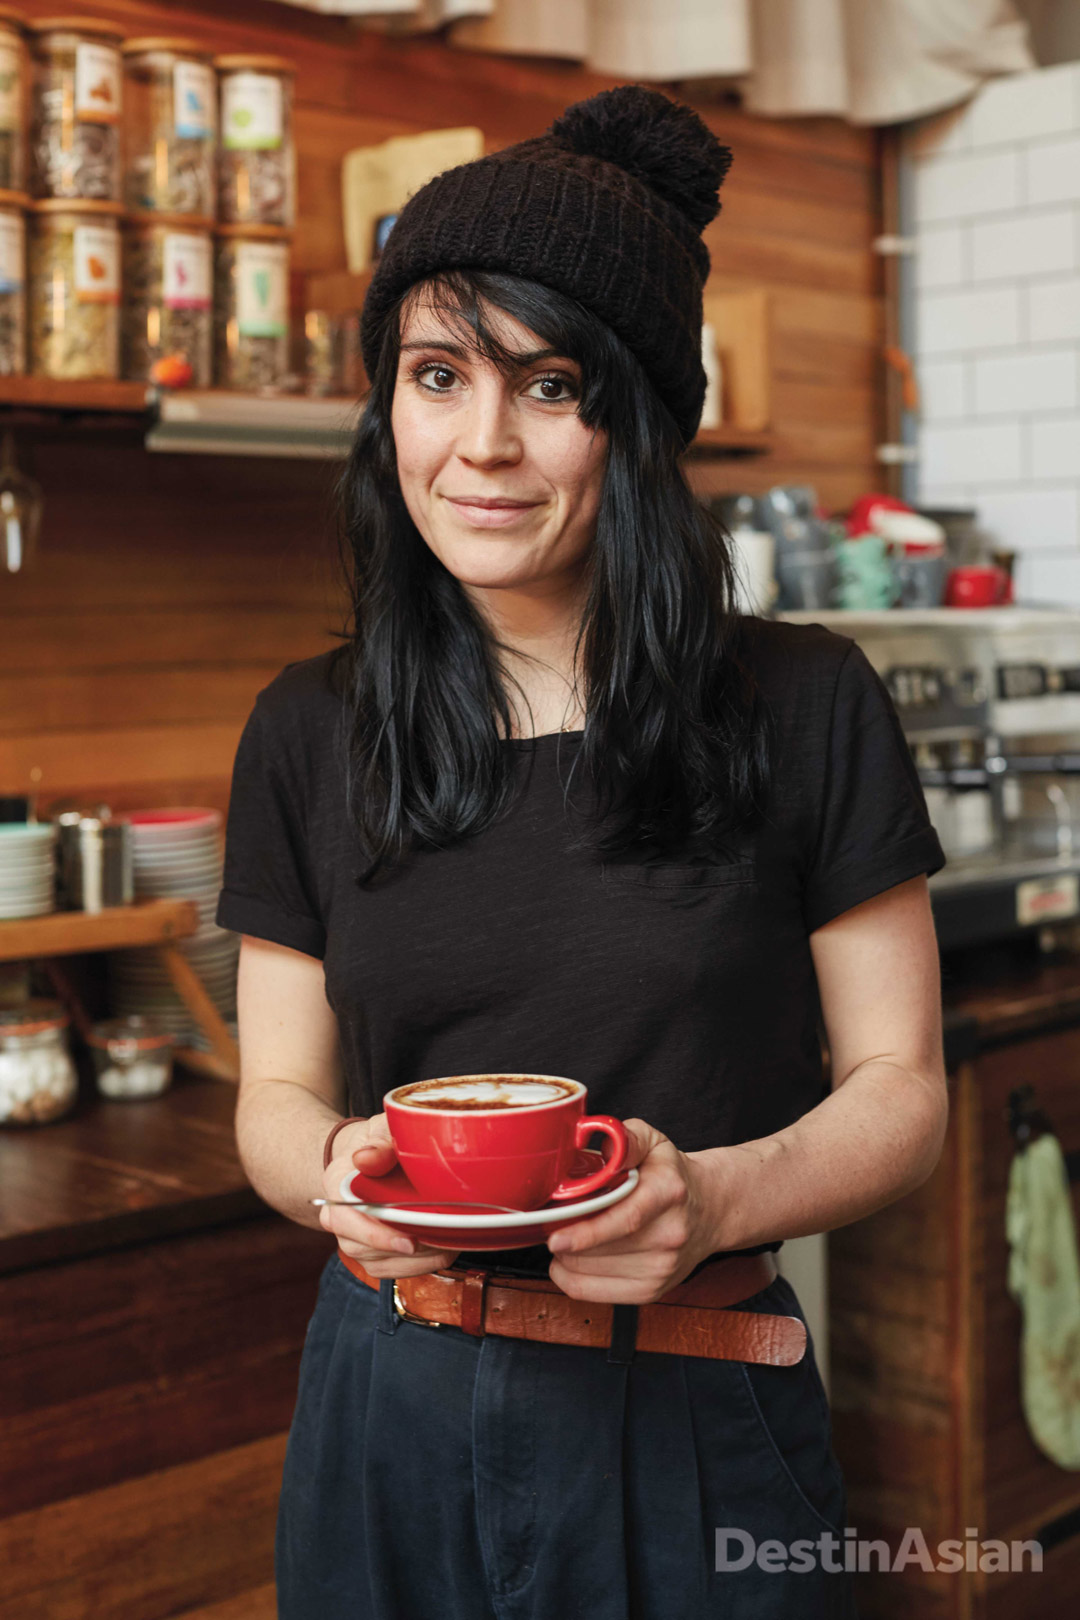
[0,824,57,919]
[108,809,238,1046]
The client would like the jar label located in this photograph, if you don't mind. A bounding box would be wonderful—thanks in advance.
[0,210,22,294]
[75,42,121,126]
[74,225,120,304]
[0,39,19,132]
[164,231,211,309]
[174,60,214,141]
[236,240,287,336]
[222,72,283,150]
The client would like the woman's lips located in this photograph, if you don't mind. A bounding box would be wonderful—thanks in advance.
[445,498,540,529]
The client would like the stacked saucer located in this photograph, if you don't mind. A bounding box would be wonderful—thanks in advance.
[108,809,238,1044]
[0,824,57,919]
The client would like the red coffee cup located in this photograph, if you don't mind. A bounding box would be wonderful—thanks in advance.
[944,565,1011,608]
[384,1073,628,1211]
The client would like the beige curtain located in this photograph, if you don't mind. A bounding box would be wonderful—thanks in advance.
[283,0,1036,124]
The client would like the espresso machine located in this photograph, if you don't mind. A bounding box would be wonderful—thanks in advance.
[779,608,1080,950]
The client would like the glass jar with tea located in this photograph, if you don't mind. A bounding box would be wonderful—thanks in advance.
[122,37,215,217]
[30,17,123,202]
[0,188,26,374]
[122,212,213,385]
[215,54,295,228]
[28,197,121,377]
[0,7,27,194]
[214,222,290,390]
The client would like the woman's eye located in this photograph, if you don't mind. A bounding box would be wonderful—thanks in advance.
[415,364,456,391]
[528,373,578,402]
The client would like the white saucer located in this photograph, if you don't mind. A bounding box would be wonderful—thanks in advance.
[336,1165,638,1247]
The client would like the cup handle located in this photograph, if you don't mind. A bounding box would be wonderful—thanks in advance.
[547,1116,628,1202]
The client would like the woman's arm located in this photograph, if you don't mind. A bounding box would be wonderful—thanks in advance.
[548,874,947,1302]
[700,871,947,1246]
[235,935,351,1230]
[235,935,459,1273]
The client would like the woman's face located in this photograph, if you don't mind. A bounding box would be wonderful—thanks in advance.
[390,289,608,598]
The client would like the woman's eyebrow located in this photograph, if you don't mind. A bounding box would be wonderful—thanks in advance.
[399,338,571,369]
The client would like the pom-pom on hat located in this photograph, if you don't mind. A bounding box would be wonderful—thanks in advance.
[360,85,732,447]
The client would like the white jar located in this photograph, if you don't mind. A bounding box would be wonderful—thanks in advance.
[89,1016,173,1099]
[0,1001,78,1126]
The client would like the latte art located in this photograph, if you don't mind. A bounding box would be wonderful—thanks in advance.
[393,1074,581,1111]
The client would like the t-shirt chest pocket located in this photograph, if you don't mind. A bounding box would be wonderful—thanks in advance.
[600,858,758,896]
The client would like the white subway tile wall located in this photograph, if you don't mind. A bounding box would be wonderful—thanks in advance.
[908,63,1080,602]
[920,359,968,421]
[972,349,1077,415]
[1028,274,1080,342]
[915,224,966,290]
[918,286,1022,355]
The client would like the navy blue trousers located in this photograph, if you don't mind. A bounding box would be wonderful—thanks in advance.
[276,1256,857,1619]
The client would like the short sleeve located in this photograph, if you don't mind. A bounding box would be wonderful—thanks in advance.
[216,698,327,959]
[802,641,946,933]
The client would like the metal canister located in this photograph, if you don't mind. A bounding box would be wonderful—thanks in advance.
[55,810,83,909]
[59,815,133,911]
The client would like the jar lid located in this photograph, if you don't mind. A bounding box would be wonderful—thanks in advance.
[89,1016,174,1054]
[0,999,69,1037]
[124,210,215,232]
[214,222,293,243]
[121,37,212,59]
[29,17,126,41]
[213,54,297,75]
[0,189,30,210]
[30,198,124,217]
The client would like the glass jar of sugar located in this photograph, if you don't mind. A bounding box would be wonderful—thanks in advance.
[0,1001,78,1126]
[89,1016,174,1100]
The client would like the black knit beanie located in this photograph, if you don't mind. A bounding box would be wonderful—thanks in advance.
[360,85,732,447]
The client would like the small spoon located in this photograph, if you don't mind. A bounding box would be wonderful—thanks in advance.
[311,1197,522,1213]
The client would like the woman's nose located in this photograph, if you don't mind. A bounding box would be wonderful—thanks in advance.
[455,381,521,466]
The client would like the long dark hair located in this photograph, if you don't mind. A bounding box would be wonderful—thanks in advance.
[337,268,771,880]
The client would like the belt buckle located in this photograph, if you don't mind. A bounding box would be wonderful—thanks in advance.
[392,1281,442,1327]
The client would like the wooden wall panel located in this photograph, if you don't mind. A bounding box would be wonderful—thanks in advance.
[0,1433,288,1620]
[0,0,882,811]
[0,1217,328,1517]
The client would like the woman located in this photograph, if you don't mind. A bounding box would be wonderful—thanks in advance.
[219,86,947,1620]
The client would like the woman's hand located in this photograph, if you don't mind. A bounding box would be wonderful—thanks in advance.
[546,1118,720,1304]
[319,1112,460,1278]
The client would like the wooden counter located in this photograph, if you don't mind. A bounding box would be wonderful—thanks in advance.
[0,1074,329,1620]
[831,941,1080,1620]
[0,1072,259,1275]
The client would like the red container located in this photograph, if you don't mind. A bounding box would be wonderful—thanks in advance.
[944,565,1012,608]
[384,1073,628,1210]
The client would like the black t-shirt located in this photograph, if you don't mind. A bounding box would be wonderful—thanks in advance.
[218,618,945,1262]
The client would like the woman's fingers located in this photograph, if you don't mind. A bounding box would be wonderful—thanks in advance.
[547,1201,648,1255]
[319,1202,415,1254]
[350,1138,399,1175]
[548,1142,687,1256]
[549,1176,671,1255]
[546,1256,672,1305]
[358,1247,460,1278]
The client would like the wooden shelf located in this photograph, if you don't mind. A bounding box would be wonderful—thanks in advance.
[148,389,361,458]
[687,424,774,457]
[0,377,151,414]
[0,898,199,963]
[0,381,772,457]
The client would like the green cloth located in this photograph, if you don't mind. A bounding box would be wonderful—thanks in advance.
[1006,1133,1080,1470]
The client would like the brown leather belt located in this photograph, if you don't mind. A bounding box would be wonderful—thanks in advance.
[339,1249,806,1367]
